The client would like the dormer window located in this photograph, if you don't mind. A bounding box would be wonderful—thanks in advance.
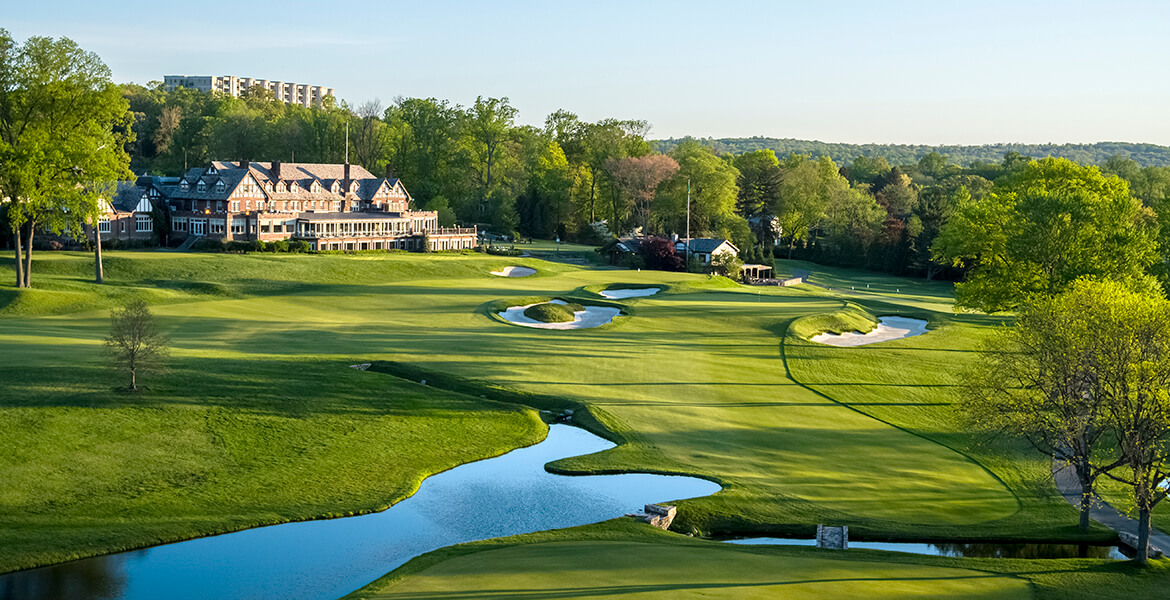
[331,181,340,194]
[290,181,299,192]
[265,182,273,192]
[311,181,321,193]
[197,180,207,193]
[349,181,359,193]
[215,181,226,193]
[180,180,189,192]
[207,166,218,175]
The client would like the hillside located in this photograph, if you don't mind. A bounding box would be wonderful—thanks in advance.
[653,137,1170,167]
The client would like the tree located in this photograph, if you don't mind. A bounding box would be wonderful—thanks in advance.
[657,140,743,246]
[639,236,683,271]
[465,96,518,222]
[104,299,169,391]
[0,30,134,288]
[733,149,783,246]
[1093,287,1170,562]
[604,154,678,235]
[709,251,743,279]
[961,279,1128,531]
[932,158,1159,312]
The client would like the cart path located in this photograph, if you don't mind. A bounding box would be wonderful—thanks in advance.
[1052,460,1170,555]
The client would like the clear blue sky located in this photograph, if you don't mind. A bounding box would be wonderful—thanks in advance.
[7,0,1169,145]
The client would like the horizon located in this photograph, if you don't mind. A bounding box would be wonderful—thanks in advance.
[6,1,1170,146]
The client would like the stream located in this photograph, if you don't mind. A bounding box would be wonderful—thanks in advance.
[0,425,721,600]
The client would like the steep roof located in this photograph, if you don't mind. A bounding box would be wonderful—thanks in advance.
[681,238,737,254]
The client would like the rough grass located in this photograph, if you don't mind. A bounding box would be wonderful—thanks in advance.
[347,520,1170,600]
[789,301,879,339]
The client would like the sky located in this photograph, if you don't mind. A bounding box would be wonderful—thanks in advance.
[6,0,1170,145]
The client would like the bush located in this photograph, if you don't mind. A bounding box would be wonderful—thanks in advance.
[269,239,289,253]
[191,238,226,252]
[639,237,684,271]
[710,252,744,279]
[289,240,310,253]
[523,302,583,323]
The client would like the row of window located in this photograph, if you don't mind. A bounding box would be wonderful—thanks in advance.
[96,216,151,233]
[179,176,402,198]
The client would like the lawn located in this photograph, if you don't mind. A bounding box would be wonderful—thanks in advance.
[348,521,1170,600]
[0,249,1116,586]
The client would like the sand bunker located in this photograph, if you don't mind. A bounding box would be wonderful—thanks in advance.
[599,287,661,300]
[490,266,536,277]
[498,300,621,330]
[810,316,928,347]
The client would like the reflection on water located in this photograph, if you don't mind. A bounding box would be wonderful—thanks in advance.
[0,425,720,600]
[1,555,127,600]
[725,537,1126,559]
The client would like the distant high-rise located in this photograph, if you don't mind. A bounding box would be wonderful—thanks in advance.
[162,75,335,107]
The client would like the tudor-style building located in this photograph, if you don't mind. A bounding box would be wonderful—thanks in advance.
[154,160,476,251]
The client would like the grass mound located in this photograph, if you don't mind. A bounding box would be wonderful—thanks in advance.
[789,302,878,339]
[523,302,584,323]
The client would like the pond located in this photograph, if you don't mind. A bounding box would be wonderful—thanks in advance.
[724,537,1126,559]
[0,425,720,600]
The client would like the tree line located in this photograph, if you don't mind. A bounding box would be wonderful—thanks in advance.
[657,137,1170,168]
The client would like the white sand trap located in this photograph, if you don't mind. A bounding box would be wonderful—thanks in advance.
[498,300,621,330]
[599,287,661,300]
[490,266,536,277]
[810,316,928,347]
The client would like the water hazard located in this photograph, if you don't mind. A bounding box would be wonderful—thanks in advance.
[0,425,721,600]
[725,537,1126,559]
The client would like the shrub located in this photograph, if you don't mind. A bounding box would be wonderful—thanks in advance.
[269,239,289,253]
[191,238,226,252]
[640,237,684,271]
[523,302,582,323]
[289,240,310,253]
[710,252,744,279]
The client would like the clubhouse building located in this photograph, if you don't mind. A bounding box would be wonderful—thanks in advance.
[100,161,477,252]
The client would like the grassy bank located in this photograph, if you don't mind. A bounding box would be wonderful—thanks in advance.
[347,521,1170,600]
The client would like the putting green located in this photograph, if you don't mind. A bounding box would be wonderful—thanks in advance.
[359,540,1031,599]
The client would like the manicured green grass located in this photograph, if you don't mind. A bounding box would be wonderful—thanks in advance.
[0,249,1109,584]
[524,302,583,322]
[348,521,1170,600]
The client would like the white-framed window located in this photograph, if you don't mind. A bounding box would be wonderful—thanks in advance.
[272,223,283,233]
[231,201,240,212]
[136,215,153,232]
[216,181,226,193]
[98,217,111,233]
[197,180,207,192]
[331,181,340,193]
[216,201,224,212]
[257,200,267,210]
[209,219,226,234]
[172,217,188,232]
[180,180,190,192]
[333,201,342,212]
[231,220,245,234]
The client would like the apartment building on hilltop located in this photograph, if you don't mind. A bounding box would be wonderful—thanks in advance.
[163,75,335,107]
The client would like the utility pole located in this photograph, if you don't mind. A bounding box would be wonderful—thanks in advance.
[685,176,691,264]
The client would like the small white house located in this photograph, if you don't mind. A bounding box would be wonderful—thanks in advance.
[675,238,738,264]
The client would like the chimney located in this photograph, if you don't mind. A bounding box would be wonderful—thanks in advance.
[272,160,281,181]
[343,163,351,193]
[385,163,395,180]
[240,159,249,169]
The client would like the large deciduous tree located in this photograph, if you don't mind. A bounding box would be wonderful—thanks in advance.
[932,158,1158,313]
[0,29,133,288]
[962,279,1127,531]
[733,149,783,248]
[604,154,678,235]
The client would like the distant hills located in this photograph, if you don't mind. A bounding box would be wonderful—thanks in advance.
[652,138,1170,167]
